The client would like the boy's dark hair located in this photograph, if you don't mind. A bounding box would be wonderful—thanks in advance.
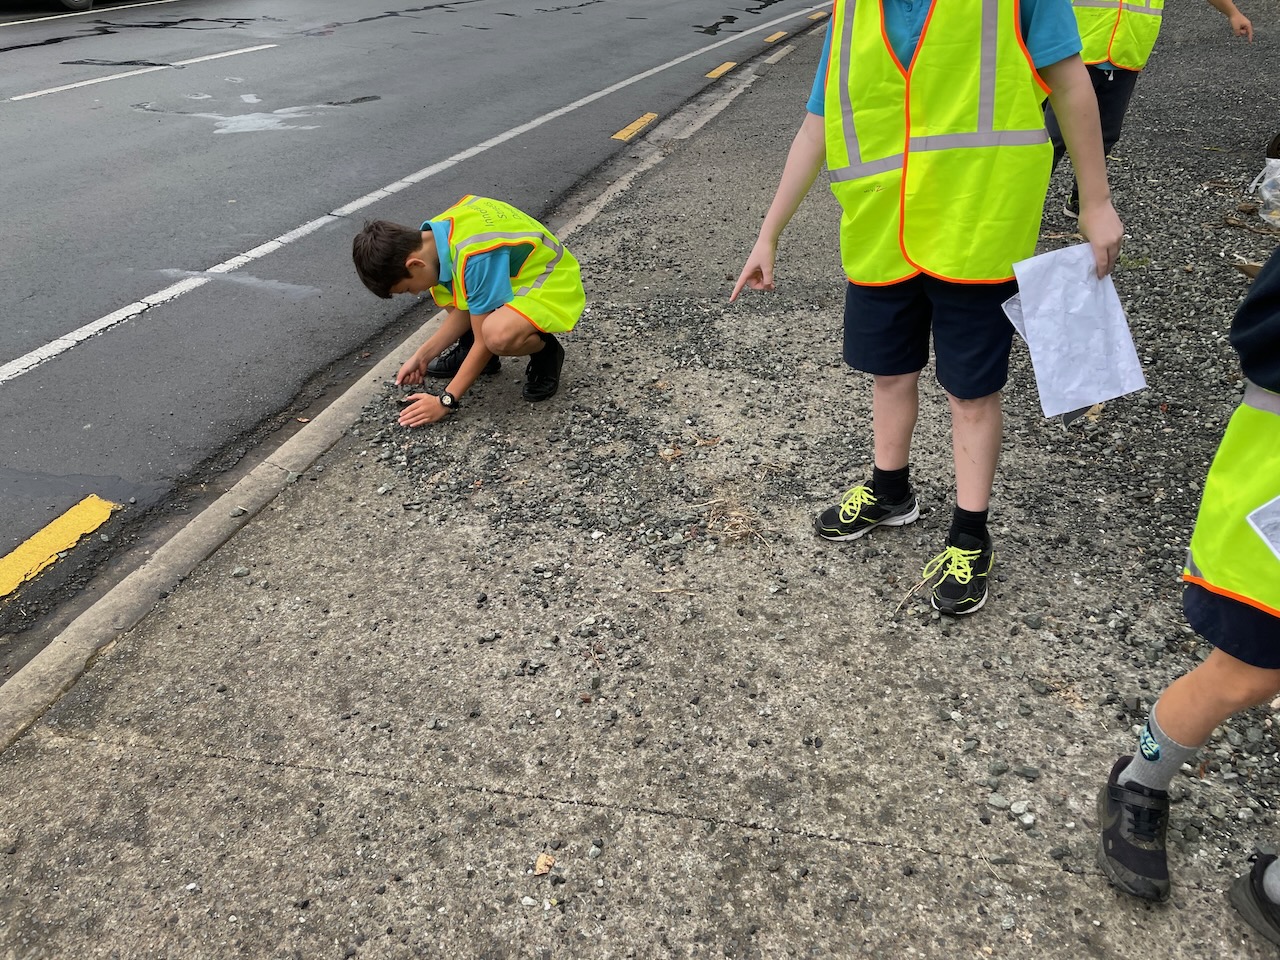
[352,220,425,299]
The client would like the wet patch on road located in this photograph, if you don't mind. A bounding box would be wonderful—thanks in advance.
[132,95,379,134]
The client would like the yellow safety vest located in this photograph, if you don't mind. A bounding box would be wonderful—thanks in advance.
[426,196,575,313]
[1183,383,1280,619]
[824,0,1052,285]
[1072,0,1165,71]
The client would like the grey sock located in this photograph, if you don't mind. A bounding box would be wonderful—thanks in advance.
[1119,702,1202,792]
[1265,860,1280,905]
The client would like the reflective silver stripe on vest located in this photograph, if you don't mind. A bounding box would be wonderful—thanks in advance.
[827,0,1043,182]
[1245,381,1280,416]
[910,130,1048,151]
[830,0,863,181]
[455,229,563,297]
[1185,548,1203,579]
[1072,0,1162,14]
[829,155,903,183]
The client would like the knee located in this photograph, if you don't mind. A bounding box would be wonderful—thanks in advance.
[946,390,1001,414]
[874,372,920,394]
[481,326,518,356]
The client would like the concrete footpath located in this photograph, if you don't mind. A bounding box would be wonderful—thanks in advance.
[3,15,1280,960]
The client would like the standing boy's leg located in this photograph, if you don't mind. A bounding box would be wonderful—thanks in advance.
[922,279,1012,615]
[872,372,920,472]
[815,281,928,541]
[948,391,1002,513]
[1099,646,1280,902]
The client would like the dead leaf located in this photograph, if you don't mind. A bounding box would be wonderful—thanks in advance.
[534,853,555,876]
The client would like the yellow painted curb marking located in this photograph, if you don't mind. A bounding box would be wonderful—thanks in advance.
[764,31,788,42]
[612,112,659,142]
[0,494,118,597]
[706,61,736,79]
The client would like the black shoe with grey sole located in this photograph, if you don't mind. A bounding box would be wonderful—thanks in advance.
[523,333,564,402]
[1097,755,1171,902]
[1230,854,1280,947]
[427,330,501,378]
[927,532,994,616]
[814,485,918,541]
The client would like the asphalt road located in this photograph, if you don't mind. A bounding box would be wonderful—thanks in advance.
[0,0,827,653]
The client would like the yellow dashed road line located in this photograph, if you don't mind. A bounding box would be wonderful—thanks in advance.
[706,61,737,79]
[809,10,830,20]
[612,112,659,142]
[0,495,118,597]
[764,31,788,43]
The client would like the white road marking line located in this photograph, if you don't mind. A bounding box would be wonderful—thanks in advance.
[9,44,278,101]
[0,3,828,386]
[1,0,185,29]
[764,44,796,64]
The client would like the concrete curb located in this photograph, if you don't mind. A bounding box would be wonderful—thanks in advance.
[0,318,427,751]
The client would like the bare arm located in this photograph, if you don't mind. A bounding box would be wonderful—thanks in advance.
[396,307,472,385]
[730,111,827,301]
[1204,0,1253,40]
[398,311,496,427]
[1040,55,1125,277]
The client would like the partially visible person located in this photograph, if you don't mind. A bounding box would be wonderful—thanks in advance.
[1048,0,1253,217]
[1097,247,1280,946]
[352,196,584,427]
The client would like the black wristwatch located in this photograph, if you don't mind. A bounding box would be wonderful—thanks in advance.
[438,390,460,412]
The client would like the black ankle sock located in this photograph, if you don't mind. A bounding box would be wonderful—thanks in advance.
[871,465,910,504]
[949,506,989,544]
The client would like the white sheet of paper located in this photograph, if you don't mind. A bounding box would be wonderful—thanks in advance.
[1001,243,1146,419]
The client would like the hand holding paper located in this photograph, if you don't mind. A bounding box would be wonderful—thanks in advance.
[1001,243,1146,420]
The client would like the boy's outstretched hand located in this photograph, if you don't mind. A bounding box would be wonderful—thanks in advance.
[399,394,450,427]
[1079,202,1125,278]
[730,239,777,302]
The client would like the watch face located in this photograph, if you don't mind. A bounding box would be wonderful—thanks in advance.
[441,392,455,407]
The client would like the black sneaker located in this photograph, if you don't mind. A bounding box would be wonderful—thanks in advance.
[427,330,501,378]
[814,485,919,541]
[523,333,564,402]
[924,532,993,615]
[1230,854,1280,947]
[1063,191,1080,220]
[1096,755,1171,902]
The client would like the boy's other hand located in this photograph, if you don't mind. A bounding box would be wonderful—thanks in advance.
[396,356,427,385]
[399,394,450,427]
[1230,14,1253,41]
[1079,203,1125,278]
[730,241,777,302]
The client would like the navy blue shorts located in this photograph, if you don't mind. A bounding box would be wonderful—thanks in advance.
[1184,583,1280,668]
[843,275,1017,400]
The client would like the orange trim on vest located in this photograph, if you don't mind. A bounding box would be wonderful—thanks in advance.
[506,303,545,333]
[1183,573,1280,620]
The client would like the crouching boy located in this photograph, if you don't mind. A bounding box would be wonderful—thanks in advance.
[353,195,584,427]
